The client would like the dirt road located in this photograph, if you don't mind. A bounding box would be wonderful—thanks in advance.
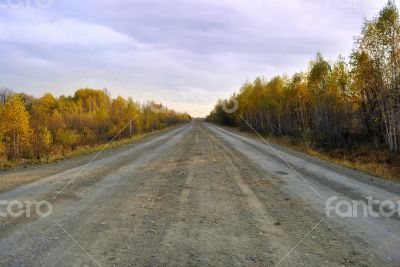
[0,122,399,266]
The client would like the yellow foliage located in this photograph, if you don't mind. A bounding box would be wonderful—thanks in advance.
[0,88,190,166]
[1,95,33,158]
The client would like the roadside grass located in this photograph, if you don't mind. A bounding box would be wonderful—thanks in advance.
[220,125,400,181]
[0,124,183,171]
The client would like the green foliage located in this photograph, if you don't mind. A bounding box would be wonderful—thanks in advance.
[55,128,78,151]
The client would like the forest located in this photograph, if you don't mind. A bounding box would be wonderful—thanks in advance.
[206,2,400,178]
[0,88,190,168]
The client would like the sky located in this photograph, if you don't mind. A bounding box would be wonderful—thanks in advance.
[0,0,389,117]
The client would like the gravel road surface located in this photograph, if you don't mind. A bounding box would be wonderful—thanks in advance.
[0,121,399,266]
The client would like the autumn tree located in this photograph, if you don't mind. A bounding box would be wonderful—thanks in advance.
[0,86,189,166]
[207,1,400,153]
[0,95,33,158]
[352,0,400,151]
[34,127,53,160]
[0,87,13,105]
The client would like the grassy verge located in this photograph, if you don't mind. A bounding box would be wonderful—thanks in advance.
[1,124,184,171]
[220,125,400,180]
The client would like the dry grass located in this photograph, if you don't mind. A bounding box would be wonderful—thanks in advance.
[222,125,400,180]
[303,145,400,180]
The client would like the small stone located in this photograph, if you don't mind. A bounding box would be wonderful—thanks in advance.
[248,256,257,262]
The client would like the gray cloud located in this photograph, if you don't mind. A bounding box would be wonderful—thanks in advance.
[0,0,388,116]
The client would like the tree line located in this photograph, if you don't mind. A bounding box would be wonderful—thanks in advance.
[0,88,190,164]
[207,1,400,154]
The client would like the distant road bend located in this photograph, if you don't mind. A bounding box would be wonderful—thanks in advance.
[0,121,399,266]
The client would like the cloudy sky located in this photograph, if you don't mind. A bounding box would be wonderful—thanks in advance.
[0,0,388,116]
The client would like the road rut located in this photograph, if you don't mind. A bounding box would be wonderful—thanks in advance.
[0,122,398,266]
